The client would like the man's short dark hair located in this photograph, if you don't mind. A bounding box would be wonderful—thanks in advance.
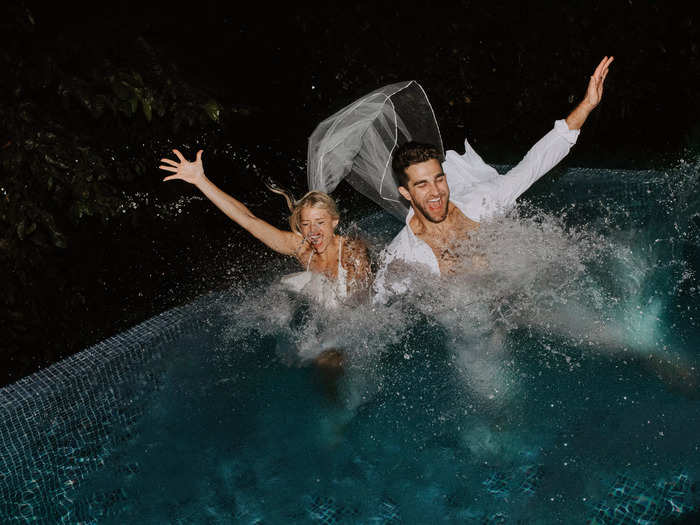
[392,142,443,188]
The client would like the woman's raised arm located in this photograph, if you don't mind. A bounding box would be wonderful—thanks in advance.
[160,149,302,255]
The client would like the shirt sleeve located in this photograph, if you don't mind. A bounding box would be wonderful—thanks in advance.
[442,138,500,202]
[484,119,579,210]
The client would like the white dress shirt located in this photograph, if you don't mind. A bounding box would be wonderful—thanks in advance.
[373,119,580,304]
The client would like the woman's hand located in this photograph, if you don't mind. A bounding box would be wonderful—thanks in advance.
[160,149,206,185]
[159,147,301,256]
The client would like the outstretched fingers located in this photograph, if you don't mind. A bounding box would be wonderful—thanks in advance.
[593,56,614,80]
[160,157,179,167]
[600,56,614,77]
[159,148,204,182]
[593,57,605,78]
[600,57,613,86]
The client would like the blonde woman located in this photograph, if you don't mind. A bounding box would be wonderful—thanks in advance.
[159,149,372,308]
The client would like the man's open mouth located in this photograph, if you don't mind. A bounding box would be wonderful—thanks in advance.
[427,197,443,211]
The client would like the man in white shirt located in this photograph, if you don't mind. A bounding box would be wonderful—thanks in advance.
[374,56,614,304]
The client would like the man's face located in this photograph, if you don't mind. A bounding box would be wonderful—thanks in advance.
[398,159,450,223]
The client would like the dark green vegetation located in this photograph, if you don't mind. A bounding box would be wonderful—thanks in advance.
[2,1,699,385]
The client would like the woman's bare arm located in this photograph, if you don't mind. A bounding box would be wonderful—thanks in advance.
[160,149,302,255]
[343,238,373,292]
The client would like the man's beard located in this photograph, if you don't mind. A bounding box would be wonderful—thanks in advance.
[414,198,449,223]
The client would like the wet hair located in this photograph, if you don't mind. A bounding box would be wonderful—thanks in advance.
[391,141,444,188]
[265,181,339,235]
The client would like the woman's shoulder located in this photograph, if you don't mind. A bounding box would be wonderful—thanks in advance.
[341,236,369,257]
[340,235,372,295]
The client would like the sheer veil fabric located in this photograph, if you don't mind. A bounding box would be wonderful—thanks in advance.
[307,81,444,220]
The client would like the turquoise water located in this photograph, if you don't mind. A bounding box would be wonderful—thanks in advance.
[1,164,699,523]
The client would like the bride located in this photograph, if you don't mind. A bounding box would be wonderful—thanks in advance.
[159,149,372,308]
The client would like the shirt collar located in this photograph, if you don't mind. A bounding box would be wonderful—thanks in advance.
[404,199,468,244]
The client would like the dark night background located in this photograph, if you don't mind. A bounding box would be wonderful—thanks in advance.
[2,0,699,386]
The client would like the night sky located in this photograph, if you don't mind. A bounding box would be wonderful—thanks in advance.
[2,1,699,384]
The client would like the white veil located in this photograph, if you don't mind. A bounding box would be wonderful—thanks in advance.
[307,80,443,219]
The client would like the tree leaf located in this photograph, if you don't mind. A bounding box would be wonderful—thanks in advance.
[203,99,221,123]
[142,98,152,122]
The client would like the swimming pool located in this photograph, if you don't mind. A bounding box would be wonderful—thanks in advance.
[1,165,698,523]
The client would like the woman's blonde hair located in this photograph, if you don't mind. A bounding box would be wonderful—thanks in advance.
[266,181,339,235]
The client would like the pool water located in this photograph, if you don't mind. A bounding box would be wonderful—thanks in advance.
[1,164,699,524]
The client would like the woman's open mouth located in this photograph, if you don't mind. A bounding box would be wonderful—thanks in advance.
[308,233,323,246]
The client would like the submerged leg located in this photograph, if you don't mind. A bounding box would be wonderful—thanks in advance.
[312,348,345,401]
[642,354,699,399]
[514,297,699,397]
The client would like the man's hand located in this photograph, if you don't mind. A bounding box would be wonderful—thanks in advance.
[582,56,614,109]
[159,149,206,185]
[566,56,614,130]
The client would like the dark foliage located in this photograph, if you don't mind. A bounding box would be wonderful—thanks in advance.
[1,0,699,384]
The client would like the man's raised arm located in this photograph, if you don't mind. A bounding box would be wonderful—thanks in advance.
[476,56,614,217]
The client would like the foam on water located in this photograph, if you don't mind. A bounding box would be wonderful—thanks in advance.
[222,193,690,406]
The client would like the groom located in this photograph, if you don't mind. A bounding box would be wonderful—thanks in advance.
[373,56,614,303]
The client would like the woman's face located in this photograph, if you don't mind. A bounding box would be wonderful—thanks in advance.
[299,206,339,254]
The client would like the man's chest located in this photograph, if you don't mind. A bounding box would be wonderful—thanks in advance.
[416,213,480,274]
